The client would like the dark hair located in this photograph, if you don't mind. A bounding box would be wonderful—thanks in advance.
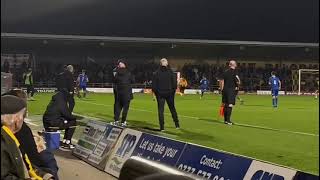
[271,71,276,76]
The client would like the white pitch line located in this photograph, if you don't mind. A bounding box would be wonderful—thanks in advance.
[78,101,319,137]
[25,118,40,127]
[79,101,199,119]
[235,122,319,137]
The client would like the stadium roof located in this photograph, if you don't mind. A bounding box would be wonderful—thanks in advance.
[1,0,319,43]
[1,33,319,48]
[2,33,318,60]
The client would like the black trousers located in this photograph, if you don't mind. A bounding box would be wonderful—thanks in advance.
[44,118,76,141]
[67,93,75,112]
[156,94,179,130]
[26,85,35,97]
[114,98,131,123]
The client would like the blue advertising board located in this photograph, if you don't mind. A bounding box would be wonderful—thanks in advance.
[175,144,252,180]
[132,133,187,166]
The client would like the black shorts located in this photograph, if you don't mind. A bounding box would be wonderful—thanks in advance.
[222,89,236,105]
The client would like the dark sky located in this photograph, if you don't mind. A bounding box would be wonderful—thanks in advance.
[1,0,319,43]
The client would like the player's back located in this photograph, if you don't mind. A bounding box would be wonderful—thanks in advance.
[269,76,280,90]
[200,79,209,87]
[78,74,87,86]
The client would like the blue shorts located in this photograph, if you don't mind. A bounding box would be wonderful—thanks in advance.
[80,85,87,91]
[200,87,209,92]
[271,89,279,96]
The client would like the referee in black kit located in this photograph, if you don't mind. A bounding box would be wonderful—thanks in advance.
[219,60,238,125]
[152,58,180,131]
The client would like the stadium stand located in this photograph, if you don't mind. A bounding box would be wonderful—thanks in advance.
[2,59,318,92]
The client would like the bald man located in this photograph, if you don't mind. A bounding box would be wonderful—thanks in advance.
[219,60,238,125]
[152,58,179,131]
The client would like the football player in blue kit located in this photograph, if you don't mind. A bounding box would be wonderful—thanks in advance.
[268,71,281,107]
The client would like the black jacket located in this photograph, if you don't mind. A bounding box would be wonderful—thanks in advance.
[15,122,46,168]
[113,68,134,101]
[152,66,177,96]
[56,70,74,93]
[43,91,76,126]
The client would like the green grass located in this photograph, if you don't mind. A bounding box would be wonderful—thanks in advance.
[27,93,319,175]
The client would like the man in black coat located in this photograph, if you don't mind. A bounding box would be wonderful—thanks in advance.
[43,89,77,149]
[113,60,134,127]
[152,58,180,131]
[56,65,75,112]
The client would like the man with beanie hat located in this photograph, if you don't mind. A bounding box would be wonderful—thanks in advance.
[1,95,54,180]
[112,60,134,127]
[152,58,180,131]
[43,90,77,149]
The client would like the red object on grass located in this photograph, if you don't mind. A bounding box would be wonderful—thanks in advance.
[219,105,224,117]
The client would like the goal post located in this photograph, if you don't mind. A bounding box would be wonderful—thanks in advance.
[298,69,319,95]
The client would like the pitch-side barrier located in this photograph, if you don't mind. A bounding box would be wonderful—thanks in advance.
[72,120,318,180]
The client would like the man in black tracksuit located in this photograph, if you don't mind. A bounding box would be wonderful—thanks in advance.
[56,65,75,112]
[113,60,134,126]
[219,60,238,125]
[42,89,77,149]
[152,58,179,131]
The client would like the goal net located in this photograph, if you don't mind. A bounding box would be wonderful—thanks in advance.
[295,69,319,95]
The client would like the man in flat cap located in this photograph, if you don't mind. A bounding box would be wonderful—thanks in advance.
[1,95,54,180]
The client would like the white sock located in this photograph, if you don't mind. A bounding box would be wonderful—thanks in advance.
[62,139,67,143]
[66,140,71,144]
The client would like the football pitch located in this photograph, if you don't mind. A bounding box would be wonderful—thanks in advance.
[27,93,319,175]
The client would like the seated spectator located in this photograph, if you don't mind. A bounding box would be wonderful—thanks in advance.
[42,90,77,149]
[2,89,59,179]
[1,95,54,180]
[34,133,59,180]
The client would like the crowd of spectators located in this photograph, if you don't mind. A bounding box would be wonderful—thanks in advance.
[2,60,319,92]
[181,62,319,91]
